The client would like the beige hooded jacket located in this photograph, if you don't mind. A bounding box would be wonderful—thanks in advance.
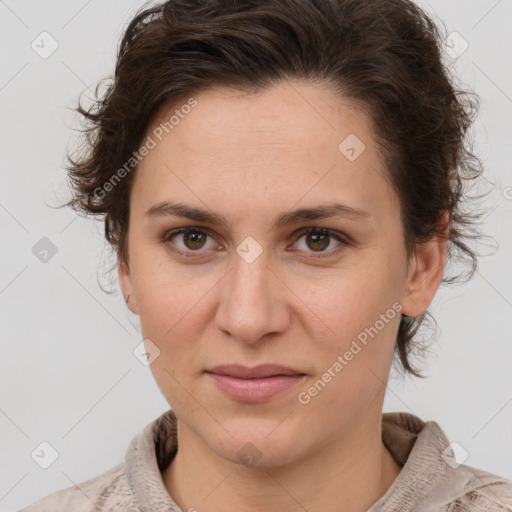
[20,409,512,511]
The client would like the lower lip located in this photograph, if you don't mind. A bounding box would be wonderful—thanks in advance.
[207,373,306,403]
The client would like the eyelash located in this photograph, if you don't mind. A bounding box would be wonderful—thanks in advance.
[162,226,350,259]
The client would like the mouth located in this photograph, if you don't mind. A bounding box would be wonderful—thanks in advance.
[205,364,306,379]
[205,364,307,403]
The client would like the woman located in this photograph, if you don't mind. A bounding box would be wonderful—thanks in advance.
[21,0,512,510]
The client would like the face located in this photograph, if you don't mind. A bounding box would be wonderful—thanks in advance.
[119,81,446,467]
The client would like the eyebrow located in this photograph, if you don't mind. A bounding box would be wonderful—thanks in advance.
[145,200,371,229]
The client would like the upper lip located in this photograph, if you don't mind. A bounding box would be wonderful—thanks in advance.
[206,364,305,379]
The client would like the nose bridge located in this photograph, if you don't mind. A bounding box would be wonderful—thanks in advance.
[232,245,269,302]
[216,241,288,343]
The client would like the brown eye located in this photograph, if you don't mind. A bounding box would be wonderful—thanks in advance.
[163,227,216,254]
[304,232,330,251]
[293,227,348,257]
[182,230,207,250]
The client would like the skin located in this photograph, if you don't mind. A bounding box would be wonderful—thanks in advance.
[119,81,448,512]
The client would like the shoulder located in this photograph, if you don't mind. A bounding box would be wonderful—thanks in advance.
[377,412,512,511]
[19,410,179,512]
[19,463,136,512]
[438,463,512,512]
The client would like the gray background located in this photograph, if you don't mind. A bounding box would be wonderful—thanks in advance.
[1,0,511,510]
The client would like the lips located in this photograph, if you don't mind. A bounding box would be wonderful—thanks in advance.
[205,364,307,403]
[206,364,305,379]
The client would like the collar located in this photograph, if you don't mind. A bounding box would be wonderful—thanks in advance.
[125,409,477,511]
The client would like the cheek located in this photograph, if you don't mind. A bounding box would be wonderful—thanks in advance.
[290,259,402,381]
[131,246,206,330]
[137,283,208,350]
[294,262,398,335]
[292,274,400,424]
[132,259,217,380]
[134,274,210,408]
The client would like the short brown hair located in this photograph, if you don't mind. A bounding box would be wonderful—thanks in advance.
[61,0,491,378]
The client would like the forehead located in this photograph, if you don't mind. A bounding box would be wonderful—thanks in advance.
[132,81,398,223]
[148,81,374,155]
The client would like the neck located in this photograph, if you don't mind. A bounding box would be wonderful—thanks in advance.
[162,412,402,512]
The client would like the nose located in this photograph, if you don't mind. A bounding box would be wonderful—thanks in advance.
[214,248,291,345]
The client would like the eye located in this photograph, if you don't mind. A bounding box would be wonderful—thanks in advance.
[162,227,218,256]
[291,227,349,257]
[162,226,350,259]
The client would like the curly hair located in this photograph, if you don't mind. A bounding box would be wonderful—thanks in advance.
[60,0,491,378]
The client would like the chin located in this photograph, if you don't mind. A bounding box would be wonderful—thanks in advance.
[209,420,306,469]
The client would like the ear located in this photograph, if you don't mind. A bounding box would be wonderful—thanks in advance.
[118,254,139,315]
[401,211,449,317]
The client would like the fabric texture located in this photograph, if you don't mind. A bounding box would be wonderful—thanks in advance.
[20,409,512,511]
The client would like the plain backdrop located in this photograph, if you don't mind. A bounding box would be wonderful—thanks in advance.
[1,0,511,510]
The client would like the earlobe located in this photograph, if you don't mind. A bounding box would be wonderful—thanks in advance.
[401,212,449,317]
[118,256,138,314]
